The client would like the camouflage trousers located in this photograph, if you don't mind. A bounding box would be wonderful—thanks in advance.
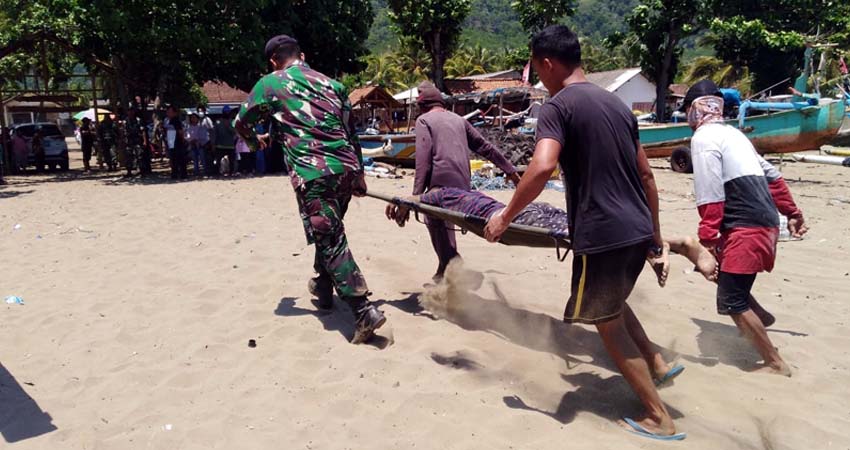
[296,172,369,298]
[125,144,143,171]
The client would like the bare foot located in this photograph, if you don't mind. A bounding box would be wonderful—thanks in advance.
[648,242,670,287]
[752,361,792,377]
[618,414,677,437]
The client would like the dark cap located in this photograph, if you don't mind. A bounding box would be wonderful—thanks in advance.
[681,79,722,111]
[265,35,299,59]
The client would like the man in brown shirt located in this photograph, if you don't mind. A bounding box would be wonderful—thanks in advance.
[413,82,520,280]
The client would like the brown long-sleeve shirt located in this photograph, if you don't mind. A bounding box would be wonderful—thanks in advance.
[413,109,517,195]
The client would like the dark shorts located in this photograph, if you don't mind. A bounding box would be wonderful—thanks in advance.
[564,241,648,324]
[82,144,93,162]
[716,272,756,315]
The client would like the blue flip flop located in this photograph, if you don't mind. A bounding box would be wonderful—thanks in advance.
[655,364,685,386]
[622,418,687,441]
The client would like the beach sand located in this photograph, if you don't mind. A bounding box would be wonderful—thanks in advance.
[1,147,849,449]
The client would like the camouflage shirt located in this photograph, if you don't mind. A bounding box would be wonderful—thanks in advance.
[236,59,362,188]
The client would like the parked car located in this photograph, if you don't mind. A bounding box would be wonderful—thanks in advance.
[11,122,70,171]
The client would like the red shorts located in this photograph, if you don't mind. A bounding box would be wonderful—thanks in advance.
[717,227,778,274]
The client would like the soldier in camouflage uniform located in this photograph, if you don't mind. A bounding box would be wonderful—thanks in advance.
[97,114,118,171]
[123,108,149,177]
[235,35,386,344]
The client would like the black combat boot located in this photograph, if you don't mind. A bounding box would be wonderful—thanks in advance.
[307,275,334,310]
[344,296,386,344]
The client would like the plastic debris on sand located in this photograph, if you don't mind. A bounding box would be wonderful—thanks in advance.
[5,296,24,305]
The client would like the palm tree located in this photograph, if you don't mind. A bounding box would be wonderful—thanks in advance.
[362,53,405,90]
[395,42,431,88]
[445,44,490,78]
[683,56,753,95]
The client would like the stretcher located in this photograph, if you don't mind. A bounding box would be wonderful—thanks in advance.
[366,191,572,261]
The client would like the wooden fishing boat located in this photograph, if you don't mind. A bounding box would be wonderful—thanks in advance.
[640,98,846,172]
[358,133,416,166]
[833,104,850,146]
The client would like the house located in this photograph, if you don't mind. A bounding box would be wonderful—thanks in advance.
[446,69,525,95]
[535,67,657,112]
[201,81,249,115]
[348,85,403,132]
[2,98,65,126]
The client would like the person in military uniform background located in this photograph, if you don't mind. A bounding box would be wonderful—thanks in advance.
[98,114,118,171]
[123,108,149,177]
[235,34,386,344]
[79,117,96,172]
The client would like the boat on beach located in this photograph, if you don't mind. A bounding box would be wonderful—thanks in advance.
[640,97,846,172]
[359,98,846,172]
[359,133,417,166]
[833,98,850,146]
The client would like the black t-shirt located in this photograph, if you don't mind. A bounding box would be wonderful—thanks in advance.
[80,123,95,148]
[535,82,653,254]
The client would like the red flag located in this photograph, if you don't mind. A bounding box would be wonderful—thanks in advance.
[840,56,848,75]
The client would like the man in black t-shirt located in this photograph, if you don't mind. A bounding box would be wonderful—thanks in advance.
[484,25,684,441]
[80,118,95,172]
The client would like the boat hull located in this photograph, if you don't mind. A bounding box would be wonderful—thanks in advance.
[641,100,846,158]
[358,134,416,166]
[833,108,850,146]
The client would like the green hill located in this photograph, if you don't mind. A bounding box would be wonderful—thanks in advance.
[366,0,638,53]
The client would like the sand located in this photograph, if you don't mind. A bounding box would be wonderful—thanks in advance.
[1,145,850,449]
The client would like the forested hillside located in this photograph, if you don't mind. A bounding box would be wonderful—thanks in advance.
[365,0,637,52]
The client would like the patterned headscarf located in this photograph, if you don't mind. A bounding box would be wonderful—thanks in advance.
[687,95,724,130]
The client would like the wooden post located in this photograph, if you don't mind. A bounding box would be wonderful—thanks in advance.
[499,93,504,131]
[92,72,99,127]
[0,86,6,177]
[40,35,49,122]
[406,90,414,132]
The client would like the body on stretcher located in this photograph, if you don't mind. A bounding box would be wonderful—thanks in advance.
[366,191,572,261]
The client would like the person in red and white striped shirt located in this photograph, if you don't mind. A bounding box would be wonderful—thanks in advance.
[685,80,808,376]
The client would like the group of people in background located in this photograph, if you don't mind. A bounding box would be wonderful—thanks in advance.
[0,102,286,180]
[148,104,285,180]
[79,104,230,180]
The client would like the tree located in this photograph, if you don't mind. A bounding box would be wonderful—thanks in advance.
[581,37,634,73]
[269,0,374,79]
[74,0,264,106]
[79,0,373,102]
[705,0,850,91]
[0,0,82,94]
[361,53,405,89]
[615,0,704,122]
[387,0,471,92]
[511,0,577,35]
[681,56,752,94]
[445,44,499,77]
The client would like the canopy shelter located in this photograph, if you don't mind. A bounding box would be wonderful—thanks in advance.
[73,108,112,122]
[349,86,403,133]
[366,191,571,261]
[393,87,419,105]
